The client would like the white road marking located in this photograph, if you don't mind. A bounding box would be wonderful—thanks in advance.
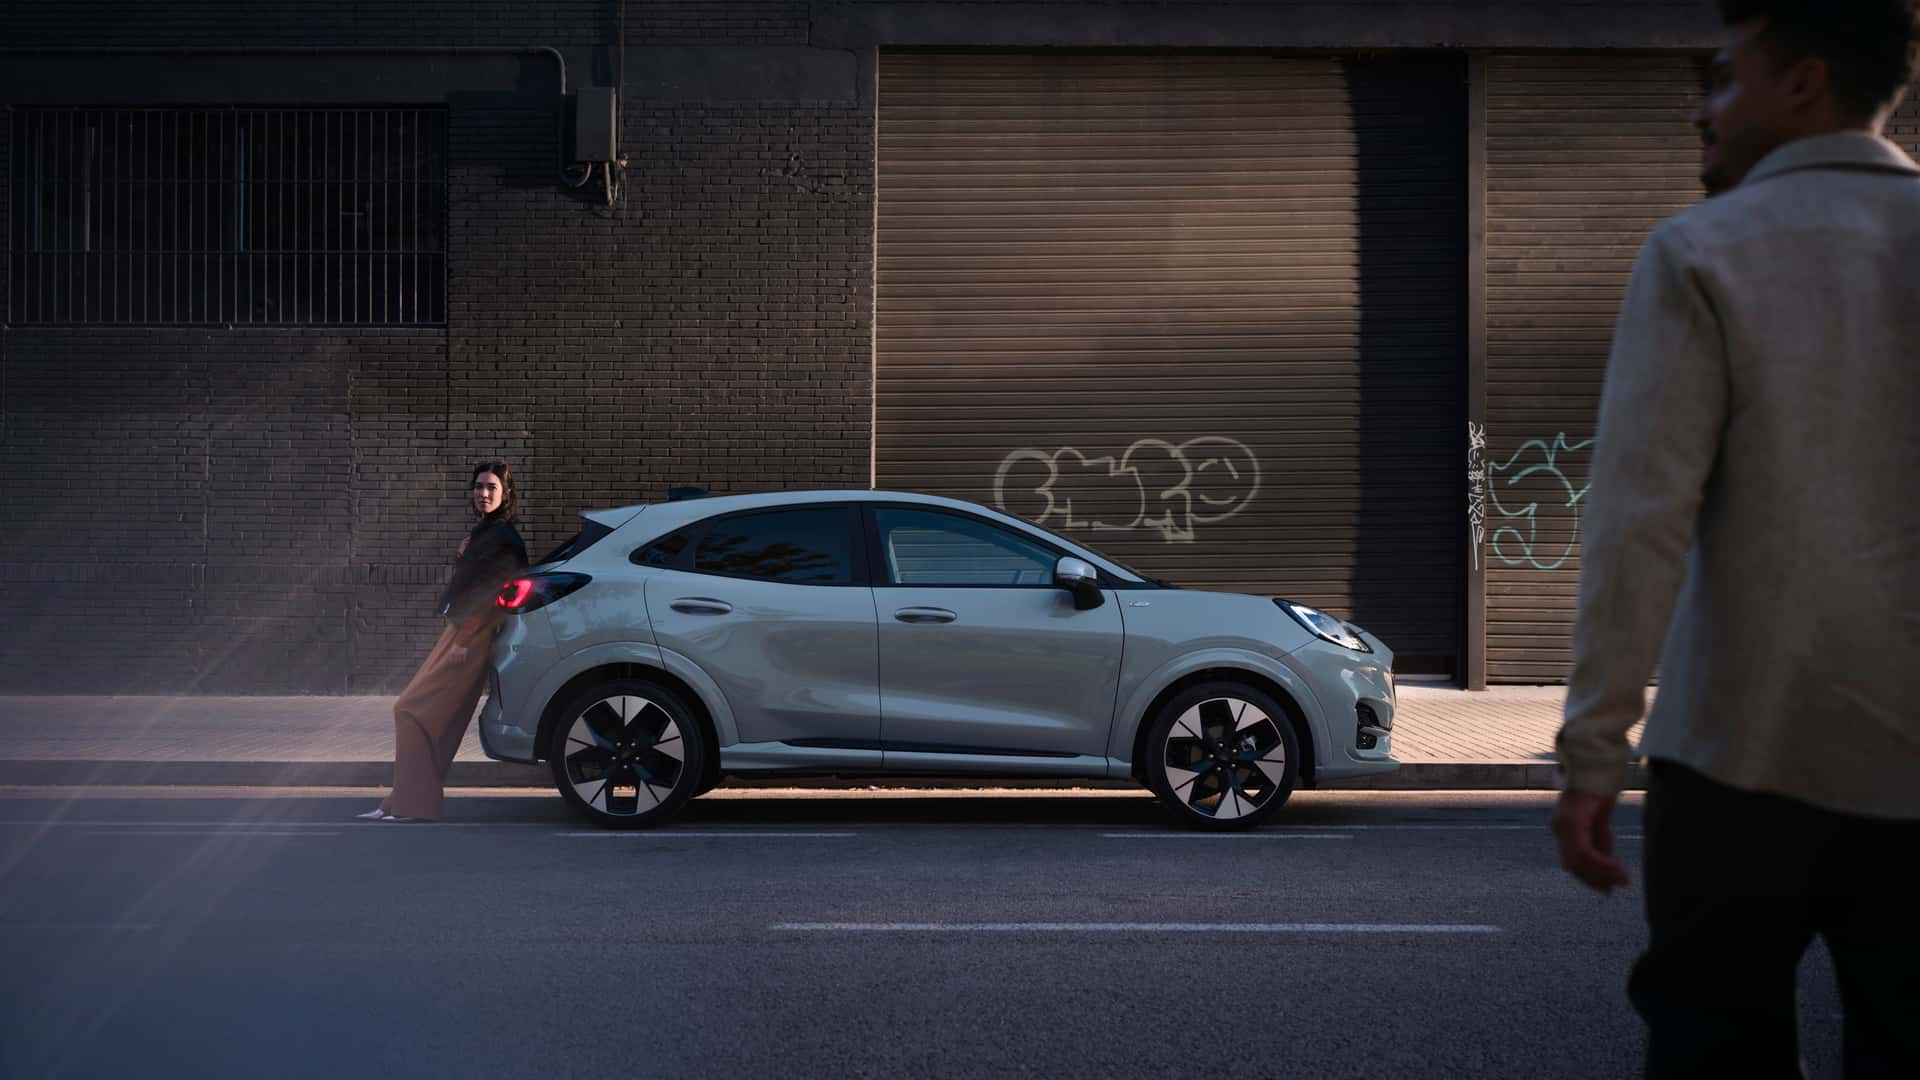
[773,922,1502,934]
[82,830,339,837]
[1101,833,1353,840]
[0,923,155,932]
[555,831,856,838]
[1250,825,1646,838]
[0,820,551,829]
[1279,824,1562,831]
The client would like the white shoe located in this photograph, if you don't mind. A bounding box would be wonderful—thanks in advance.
[380,814,422,823]
[354,807,390,821]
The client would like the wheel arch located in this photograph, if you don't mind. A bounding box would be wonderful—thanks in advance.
[1128,667,1317,789]
[536,662,722,796]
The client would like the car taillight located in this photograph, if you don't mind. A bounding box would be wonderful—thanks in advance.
[497,572,591,613]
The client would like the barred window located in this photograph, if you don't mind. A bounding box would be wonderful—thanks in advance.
[7,107,446,326]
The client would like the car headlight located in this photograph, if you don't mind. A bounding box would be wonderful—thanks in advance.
[1275,599,1372,653]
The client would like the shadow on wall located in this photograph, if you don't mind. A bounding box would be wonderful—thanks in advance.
[0,336,459,694]
[1348,56,1470,677]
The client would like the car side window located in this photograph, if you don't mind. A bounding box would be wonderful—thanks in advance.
[875,508,1059,586]
[632,530,691,568]
[692,508,854,585]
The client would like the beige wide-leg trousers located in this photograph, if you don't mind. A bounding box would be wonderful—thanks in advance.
[381,621,490,820]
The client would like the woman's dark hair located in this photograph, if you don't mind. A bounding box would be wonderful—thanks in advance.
[1718,0,1919,119]
[472,458,517,524]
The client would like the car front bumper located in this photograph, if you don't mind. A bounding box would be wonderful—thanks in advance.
[1282,629,1398,781]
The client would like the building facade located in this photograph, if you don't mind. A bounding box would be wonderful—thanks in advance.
[3,1,1914,692]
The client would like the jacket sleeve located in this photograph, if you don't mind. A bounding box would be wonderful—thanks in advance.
[1557,221,1728,796]
[450,528,530,646]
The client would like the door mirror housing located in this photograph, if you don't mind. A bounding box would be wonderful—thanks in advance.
[1053,556,1105,611]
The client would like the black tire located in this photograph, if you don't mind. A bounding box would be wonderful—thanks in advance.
[547,678,709,829]
[1142,681,1300,831]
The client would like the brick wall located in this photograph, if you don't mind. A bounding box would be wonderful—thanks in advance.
[0,1,607,47]
[0,0,872,691]
[633,0,809,44]
[1890,89,1920,160]
[0,2,1853,693]
[0,330,451,691]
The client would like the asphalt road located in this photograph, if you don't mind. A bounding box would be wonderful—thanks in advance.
[0,789,1846,1079]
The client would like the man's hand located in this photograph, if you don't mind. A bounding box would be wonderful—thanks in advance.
[1552,789,1632,894]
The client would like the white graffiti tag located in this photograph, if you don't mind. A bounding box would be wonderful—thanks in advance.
[992,437,1261,543]
[1487,433,1594,571]
[1467,421,1487,572]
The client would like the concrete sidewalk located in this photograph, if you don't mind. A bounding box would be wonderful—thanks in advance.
[0,683,1647,790]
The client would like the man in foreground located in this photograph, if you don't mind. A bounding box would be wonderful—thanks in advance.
[1552,1,1920,1075]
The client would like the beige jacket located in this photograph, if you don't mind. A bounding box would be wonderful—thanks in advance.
[1557,132,1920,819]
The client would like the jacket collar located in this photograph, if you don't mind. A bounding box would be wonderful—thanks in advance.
[1742,131,1920,188]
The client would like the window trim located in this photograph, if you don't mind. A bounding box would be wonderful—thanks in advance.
[862,504,1071,590]
[628,528,696,571]
[629,499,1159,591]
[859,501,1159,590]
[639,503,869,588]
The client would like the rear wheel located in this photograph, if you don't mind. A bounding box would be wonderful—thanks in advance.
[547,678,708,829]
[1143,681,1299,830]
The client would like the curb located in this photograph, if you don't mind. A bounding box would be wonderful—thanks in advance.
[0,760,546,788]
[0,760,1647,792]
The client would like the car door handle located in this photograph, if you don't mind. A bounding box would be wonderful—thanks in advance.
[669,598,733,616]
[893,607,957,624]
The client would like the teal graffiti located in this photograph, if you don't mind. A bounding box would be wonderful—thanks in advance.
[1487,433,1594,571]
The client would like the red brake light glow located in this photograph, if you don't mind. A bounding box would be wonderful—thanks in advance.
[497,579,535,609]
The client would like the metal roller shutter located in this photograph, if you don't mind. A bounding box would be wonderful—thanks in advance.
[876,53,1468,674]
[1483,55,1703,683]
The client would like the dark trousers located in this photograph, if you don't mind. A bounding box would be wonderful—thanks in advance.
[1631,760,1920,1079]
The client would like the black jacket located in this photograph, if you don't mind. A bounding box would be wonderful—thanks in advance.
[437,518,529,621]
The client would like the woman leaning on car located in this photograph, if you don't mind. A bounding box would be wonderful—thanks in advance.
[359,459,528,822]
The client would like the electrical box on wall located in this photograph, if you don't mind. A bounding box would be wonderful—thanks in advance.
[574,87,618,162]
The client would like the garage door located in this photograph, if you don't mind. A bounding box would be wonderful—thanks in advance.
[876,53,1468,673]
[1482,55,1704,682]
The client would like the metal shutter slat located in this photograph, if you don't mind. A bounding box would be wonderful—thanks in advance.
[877,53,1468,673]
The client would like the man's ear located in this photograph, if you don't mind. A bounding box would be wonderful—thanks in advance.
[1779,53,1833,112]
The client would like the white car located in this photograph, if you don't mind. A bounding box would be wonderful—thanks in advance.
[478,490,1398,829]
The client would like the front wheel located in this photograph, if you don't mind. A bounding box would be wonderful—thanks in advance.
[1143,681,1300,830]
[547,678,709,829]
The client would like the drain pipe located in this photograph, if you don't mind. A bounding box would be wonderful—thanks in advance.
[0,46,580,185]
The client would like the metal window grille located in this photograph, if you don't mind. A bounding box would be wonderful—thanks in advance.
[6,107,447,326]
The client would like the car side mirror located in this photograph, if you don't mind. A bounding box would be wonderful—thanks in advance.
[1053,556,1105,611]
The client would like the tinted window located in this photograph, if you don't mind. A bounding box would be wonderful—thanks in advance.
[632,531,691,568]
[538,521,613,566]
[876,508,1058,586]
[693,508,853,585]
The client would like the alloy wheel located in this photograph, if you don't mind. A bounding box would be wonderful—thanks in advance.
[1159,696,1289,821]
[560,694,687,817]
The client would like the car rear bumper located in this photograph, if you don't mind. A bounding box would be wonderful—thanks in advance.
[477,610,553,764]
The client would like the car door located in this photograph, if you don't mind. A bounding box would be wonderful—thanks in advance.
[867,504,1125,760]
[643,504,880,747]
